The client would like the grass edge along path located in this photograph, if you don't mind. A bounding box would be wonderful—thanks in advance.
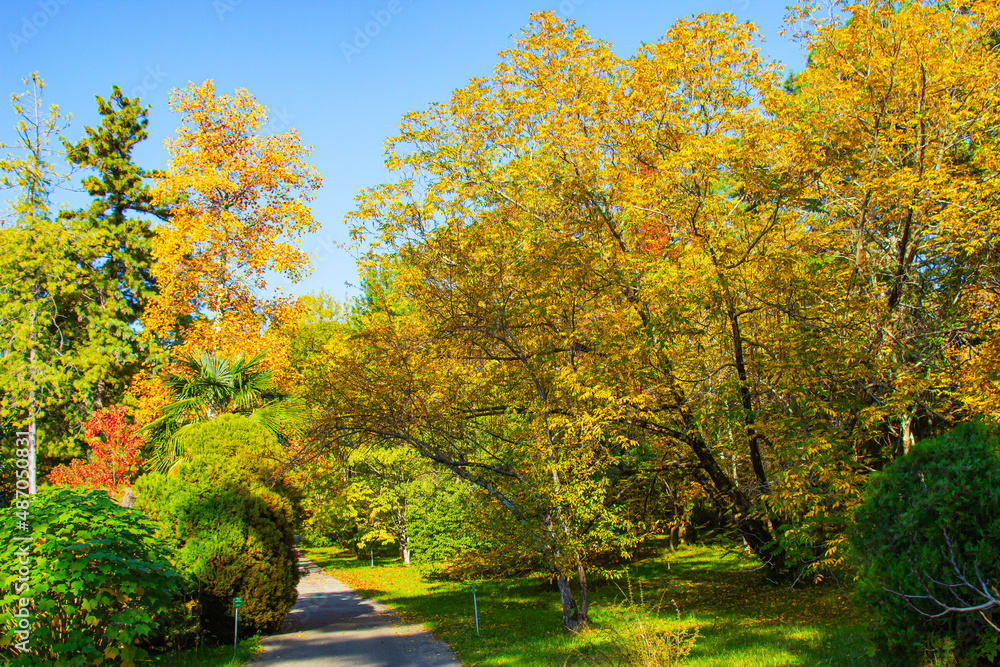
[303,543,877,666]
[147,635,263,666]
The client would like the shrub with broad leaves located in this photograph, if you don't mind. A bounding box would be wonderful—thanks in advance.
[0,488,188,666]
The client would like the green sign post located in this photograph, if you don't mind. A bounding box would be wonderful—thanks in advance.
[233,597,243,656]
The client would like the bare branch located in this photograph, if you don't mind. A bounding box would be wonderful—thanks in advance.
[883,528,1000,631]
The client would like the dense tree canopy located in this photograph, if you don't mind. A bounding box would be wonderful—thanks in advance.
[1,78,163,465]
[3,0,1000,646]
[296,1,1000,630]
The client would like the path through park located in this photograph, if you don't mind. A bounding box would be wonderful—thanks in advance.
[248,557,461,667]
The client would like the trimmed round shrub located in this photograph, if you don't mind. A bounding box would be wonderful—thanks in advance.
[851,422,1000,665]
[135,415,299,641]
[0,488,188,666]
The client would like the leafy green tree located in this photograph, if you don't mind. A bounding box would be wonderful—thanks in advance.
[0,74,79,474]
[406,474,483,564]
[0,77,165,471]
[0,488,188,665]
[59,85,169,408]
[297,444,428,564]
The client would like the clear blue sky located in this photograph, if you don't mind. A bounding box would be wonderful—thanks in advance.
[0,0,806,303]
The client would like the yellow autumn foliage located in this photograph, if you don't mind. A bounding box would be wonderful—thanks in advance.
[130,81,321,416]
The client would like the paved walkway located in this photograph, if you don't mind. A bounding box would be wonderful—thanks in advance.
[248,557,462,667]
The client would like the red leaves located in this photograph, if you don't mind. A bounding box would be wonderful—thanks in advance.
[48,406,145,499]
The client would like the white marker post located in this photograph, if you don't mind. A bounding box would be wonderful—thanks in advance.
[233,597,243,656]
[472,583,479,636]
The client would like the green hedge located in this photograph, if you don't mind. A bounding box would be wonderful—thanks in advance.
[136,415,299,641]
[852,422,1000,665]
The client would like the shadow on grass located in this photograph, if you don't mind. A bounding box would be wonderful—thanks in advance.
[305,545,874,667]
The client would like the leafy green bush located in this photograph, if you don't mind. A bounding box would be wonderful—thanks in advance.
[852,422,1000,665]
[135,415,299,642]
[0,488,187,666]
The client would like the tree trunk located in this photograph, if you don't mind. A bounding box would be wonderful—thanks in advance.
[576,558,589,623]
[634,353,788,579]
[119,487,137,508]
[902,411,915,455]
[396,504,410,566]
[736,515,786,580]
[547,548,589,633]
[27,395,37,495]
[729,308,769,493]
[555,573,587,632]
[27,329,37,496]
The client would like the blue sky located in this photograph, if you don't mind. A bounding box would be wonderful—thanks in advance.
[0,0,806,303]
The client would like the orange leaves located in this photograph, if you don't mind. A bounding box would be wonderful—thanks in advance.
[47,407,145,500]
[146,81,321,364]
[131,81,322,418]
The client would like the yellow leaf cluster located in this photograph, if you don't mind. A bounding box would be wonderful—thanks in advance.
[131,81,321,414]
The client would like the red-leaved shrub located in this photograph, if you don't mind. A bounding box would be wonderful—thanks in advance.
[48,406,144,499]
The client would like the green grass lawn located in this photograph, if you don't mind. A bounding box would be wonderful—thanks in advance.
[146,635,262,666]
[303,541,876,666]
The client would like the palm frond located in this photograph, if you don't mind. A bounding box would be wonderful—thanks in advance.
[144,349,303,470]
[145,431,184,472]
[250,399,307,442]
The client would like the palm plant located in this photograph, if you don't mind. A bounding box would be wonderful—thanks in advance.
[143,351,303,470]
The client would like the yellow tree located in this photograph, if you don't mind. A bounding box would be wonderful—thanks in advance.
[696,0,1000,568]
[310,14,805,630]
[303,269,645,630]
[307,8,1000,636]
[134,81,321,420]
[780,1,1000,439]
[618,0,1000,571]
